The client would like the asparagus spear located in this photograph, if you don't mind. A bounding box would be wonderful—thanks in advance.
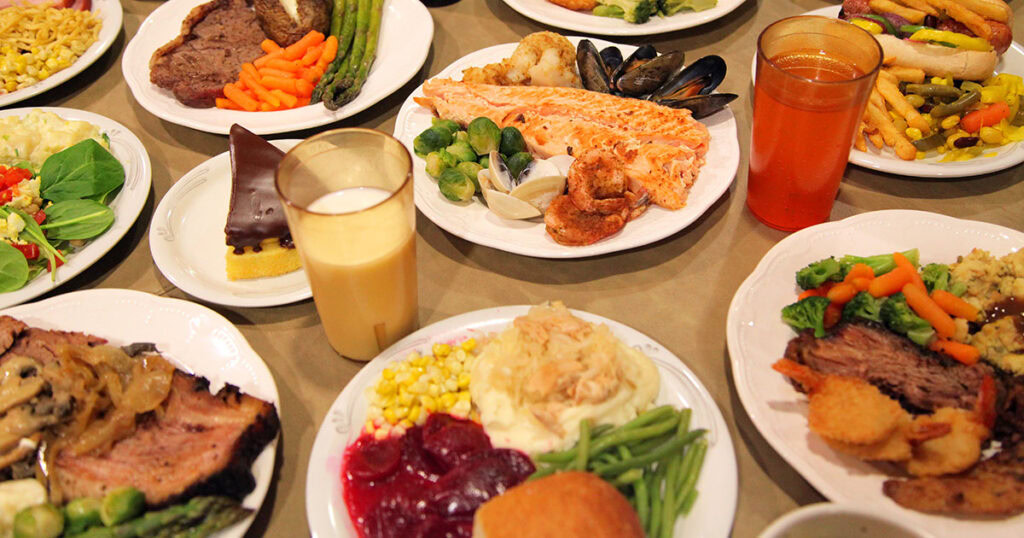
[330,0,384,108]
[329,0,345,36]
[322,0,371,108]
[67,497,252,538]
[312,0,358,103]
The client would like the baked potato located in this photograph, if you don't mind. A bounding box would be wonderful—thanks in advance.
[252,0,330,46]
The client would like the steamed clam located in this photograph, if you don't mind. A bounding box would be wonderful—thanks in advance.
[576,39,737,119]
[478,151,566,220]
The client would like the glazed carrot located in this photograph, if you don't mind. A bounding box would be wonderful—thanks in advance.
[798,289,821,301]
[235,77,247,90]
[265,58,301,72]
[319,35,338,64]
[215,97,243,110]
[826,282,858,305]
[254,49,285,68]
[260,39,282,54]
[903,283,956,338]
[223,84,258,112]
[258,68,297,80]
[242,63,261,82]
[824,303,843,329]
[270,89,298,108]
[240,71,280,107]
[893,252,926,292]
[929,339,980,366]
[295,78,314,98]
[843,263,875,284]
[931,289,980,321]
[283,31,325,61]
[299,66,324,84]
[259,102,280,112]
[868,267,913,297]
[296,96,311,107]
[262,75,298,94]
[851,277,872,292]
[301,43,325,66]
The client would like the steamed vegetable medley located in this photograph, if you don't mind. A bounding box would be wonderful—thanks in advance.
[783,249,984,365]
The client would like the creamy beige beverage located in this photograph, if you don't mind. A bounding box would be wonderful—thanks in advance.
[301,187,418,361]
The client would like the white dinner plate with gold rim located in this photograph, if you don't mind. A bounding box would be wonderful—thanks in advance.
[501,0,744,37]
[149,139,312,308]
[726,210,1024,538]
[0,0,122,108]
[750,6,1024,178]
[0,107,151,309]
[120,0,432,135]
[2,288,280,538]
[394,37,739,259]
[306,305,737,538]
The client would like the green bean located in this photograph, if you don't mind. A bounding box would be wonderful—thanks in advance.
[647,463,666,538]
[633,466,650,528]
[590,423,614,438]
[676,407,692,435]
[536,411,679,464]
[1012,95,1024,127]
[679,488,698,516]
[527,464,559,481]
[660,453,682,538]
[573,419,592,471]
[610,468,644,487]
[593,429,705,477]
[596,453,619,465]
[627,430,675,456]
[929,89,981,118]
[675,438,708,515]
[904,83,963,100]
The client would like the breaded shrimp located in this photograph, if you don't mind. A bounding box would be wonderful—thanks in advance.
[907,407,990,477]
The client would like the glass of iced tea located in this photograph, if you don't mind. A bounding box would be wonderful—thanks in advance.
[747,16,883,231]
[276,129,417,361]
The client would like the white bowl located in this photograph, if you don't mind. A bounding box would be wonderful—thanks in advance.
[758,503,935,538]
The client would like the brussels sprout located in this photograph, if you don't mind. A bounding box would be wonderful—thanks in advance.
[467,117,501,155]
[100,487,144,527]
[499,126,527,157]
[413,126,453,155]
[431,118,460,137]
[13,504,63,538]
[63,497,101,534]
[446,140,477,163]
[438,169,476,202]
[456,162,484,193]
[478,154,490,169]
[425,149,457,179]
[454,130,470,144]
[505,151,534,182]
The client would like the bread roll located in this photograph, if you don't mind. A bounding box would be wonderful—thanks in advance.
[876,34,999,81]
[472,471,645,538]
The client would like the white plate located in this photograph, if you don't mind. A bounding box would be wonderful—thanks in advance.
[1,288,280,538]
[394,38,739,258]
[150,139,312,308]
[726,209,1024,538]
[121,0,433,135]
[307,305,738,538]
[502,0,744,36]
[0,0,123,108]
[0,107,151,309]
[751,6,1024,178]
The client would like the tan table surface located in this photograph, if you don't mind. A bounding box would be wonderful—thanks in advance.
[8,0,1024,535]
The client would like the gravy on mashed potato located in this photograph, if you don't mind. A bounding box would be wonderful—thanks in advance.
[470,301,659,454]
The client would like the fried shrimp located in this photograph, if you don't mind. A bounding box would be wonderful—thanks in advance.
[544,195,627,246]
[907,407,990,477]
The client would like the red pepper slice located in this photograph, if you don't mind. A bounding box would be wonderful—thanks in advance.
[11,243,38,260]
[0,190,12,204]
[46,255,64,272]
[32,210,45,225]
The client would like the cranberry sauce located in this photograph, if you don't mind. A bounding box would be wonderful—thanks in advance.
[342,414,535,538]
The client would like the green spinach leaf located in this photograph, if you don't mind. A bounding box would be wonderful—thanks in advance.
[0,242,29,292]
[40,139,125,203]
[39,199,114,240]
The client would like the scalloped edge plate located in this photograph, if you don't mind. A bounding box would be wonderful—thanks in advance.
[501,0,744,37]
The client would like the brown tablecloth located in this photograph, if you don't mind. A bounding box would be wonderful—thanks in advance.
[9,0,1024,535]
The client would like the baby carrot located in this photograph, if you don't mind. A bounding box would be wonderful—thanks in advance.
[300,66,324,84]
[301,43,325,66]
[868,267,912,297]
[262,75,298,94]
[240,71,280,107]
[265,58,300,72]
[295,78,314,98]
[270,89,298,108]
[254,49,285,68]
[826,282,858,305]
[223,84,258,112]
[903,283,956,339]
[284,31,325,61]
[893,252,926,293]
[798,289,821,301]
[320,35,338,64]
[851,277,872,292]
[931,289,980,321]
[242,63,261,82]
[824,303,843,329]
[296,96,311,107]
[929,339,980,366]
[258,67,297,80]
[260,39,282,54]
[843,263,875,284]
[215,97,243,110]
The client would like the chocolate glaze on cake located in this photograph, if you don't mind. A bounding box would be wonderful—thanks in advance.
[225,124,293,253]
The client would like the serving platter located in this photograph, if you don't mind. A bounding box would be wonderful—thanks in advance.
[394,37,739,259]
[150,139,312,308]
[0,0,123,108]
[0,106,151,309]
[307,305,738,538]
[726,209,1024,538]
[121,0,433,135]
[501,0,744,36]
[2,288,280,538]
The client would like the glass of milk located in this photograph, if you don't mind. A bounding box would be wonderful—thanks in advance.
[276,129,417,361]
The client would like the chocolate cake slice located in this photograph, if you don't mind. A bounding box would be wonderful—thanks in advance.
[224,123,301,280]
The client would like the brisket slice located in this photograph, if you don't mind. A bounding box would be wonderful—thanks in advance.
[52,371,279,506]
[149,0,266,107]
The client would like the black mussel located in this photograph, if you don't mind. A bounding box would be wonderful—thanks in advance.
[615,50,685,97]
[577,39,611,93]
[609,45,658,87]
[650,55,727,101]
[655,93,738,119]
[599,47,623,76]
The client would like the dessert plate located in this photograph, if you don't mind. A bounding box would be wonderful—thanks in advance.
[0,0,122,108]
[394,37,739,259]
[0,107,151,309]
[307,305,738,538]
[150,140,312,308]
[727,210,1024,538]
[501,0,744,36]
[121,0,432,135]
[2,288,280,538]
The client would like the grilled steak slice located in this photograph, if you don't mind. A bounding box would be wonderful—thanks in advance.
[52,371,279,506]
[883,442,1024,516]
[149,0,266,107]
[784,321,992,412]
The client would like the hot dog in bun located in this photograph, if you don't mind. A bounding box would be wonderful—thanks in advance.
[841,0,1013,80]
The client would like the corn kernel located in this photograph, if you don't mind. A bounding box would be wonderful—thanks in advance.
[440,393,457,409]
[460,338,477,352]
[421,395,437,413]
[444,379,458,392]
[391,424,406,438]
[905,94,925,108]
[382,368,395,380]
[365,419,375,434]
[457,391,471,403]
[383,408,398,425]
[432,343,452,357]
[395,406,409,419]
[915,151,926,160]
[374,427,390,440]
[408,406,421,424]
[979,126,1003,144]
[940,115,961,131]
[428,383,441,397]
[457,372,471,389]
[905,127,923,141]
[377,380,396,396]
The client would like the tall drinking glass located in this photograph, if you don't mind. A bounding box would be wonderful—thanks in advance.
[276,129,417,361]
[747,16,883,231]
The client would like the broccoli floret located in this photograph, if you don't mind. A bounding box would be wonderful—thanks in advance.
[838,248,919,278]
[921,262,968,296]
[880,293,934,346]
[795,257,843,290]
[842,292,884,323]
[658,0,716,15]
[594,0,657,23]
[782,296,831,338]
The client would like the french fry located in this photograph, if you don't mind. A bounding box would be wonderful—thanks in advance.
[869,0,926,23]
[958,0,1010,22]
[883,65,926,83]
[866,103,918,160]
[868,131,885,149]
[869,87,886,112]
[892,0,938,16]
[855,122,868,151]
[924,0,991,40]
[876,74,932,133]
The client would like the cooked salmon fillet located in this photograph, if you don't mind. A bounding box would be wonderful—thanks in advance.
[417,79,710,210]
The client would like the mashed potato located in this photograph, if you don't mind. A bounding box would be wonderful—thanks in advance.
[470,302,659,454]
[0,110,106,170]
